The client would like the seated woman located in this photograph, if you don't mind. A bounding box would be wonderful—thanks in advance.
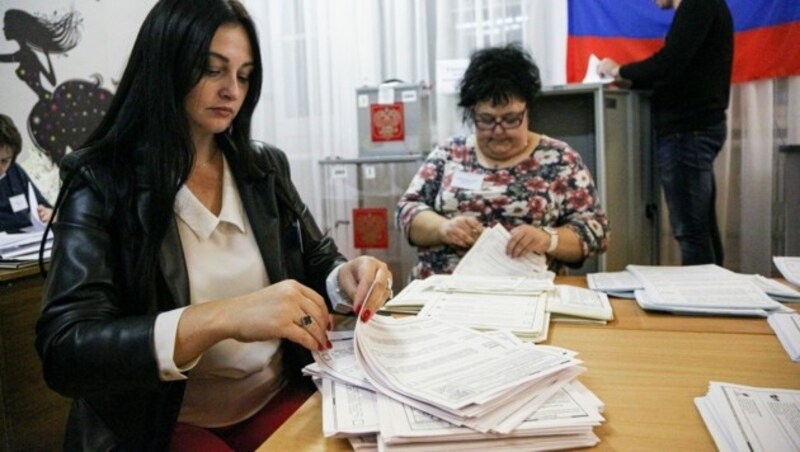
[397,44,610,279]
[0,113,52,231]
[35,1,392,450]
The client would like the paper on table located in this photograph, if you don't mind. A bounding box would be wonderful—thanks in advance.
[695,382,800,452]
[627,264,782,311]
[321,379,379,438]
[454,224,547,277]
[582,54,614,84]
[767,313,800,362]
[587,271,643,292]
[417,291,549,342]
[774,256,800,287]
[548,285,613,322]
[353,315,580,417]
[751,275,800,302]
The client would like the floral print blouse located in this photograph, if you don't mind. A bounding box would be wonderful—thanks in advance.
[396,135,610,279]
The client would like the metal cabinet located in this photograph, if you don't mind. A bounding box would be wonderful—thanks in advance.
[318,156,423,289]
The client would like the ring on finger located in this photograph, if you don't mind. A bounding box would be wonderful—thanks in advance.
[298,314,313,327]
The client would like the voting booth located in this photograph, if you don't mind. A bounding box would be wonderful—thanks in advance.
[531,83,659,273]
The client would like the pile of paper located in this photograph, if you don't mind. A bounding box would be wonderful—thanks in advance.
[587,271,642,299]
[0,230,52,269]
[588,264,800,305]
[306,318,604,450]
[695,382,800,451]
[547,285,613,324]
[773,256,800,287]
[767,313,800,362]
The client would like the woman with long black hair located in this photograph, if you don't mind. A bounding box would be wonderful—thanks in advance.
[35,1,392,450]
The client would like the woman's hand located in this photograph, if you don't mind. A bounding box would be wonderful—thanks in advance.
[507,224,551,258]
[337,256,393,322]
[225,280,331,352]
[37,205,53,223]
[437,216,484,249]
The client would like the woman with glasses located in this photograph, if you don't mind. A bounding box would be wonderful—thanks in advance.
[397,43,609,279]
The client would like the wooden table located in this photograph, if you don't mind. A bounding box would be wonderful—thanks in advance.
[0,266,70,450]
[259,277,800,451]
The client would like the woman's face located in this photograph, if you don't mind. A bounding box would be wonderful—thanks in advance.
[473,98,530,163]
[184,23,254,143]
[0,146,14,176]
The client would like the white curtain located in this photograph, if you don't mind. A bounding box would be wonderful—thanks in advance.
[244,0,795,274]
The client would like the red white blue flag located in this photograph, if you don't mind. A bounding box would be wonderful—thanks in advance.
[567,0,800,83]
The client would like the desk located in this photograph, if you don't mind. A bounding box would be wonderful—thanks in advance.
[259,277,800,451]
[0,266,70,450]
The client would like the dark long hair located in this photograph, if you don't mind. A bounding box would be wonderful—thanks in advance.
[50,0,263,297]
[458,42,541,124]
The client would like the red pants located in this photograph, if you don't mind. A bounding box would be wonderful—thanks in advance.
[169,380,315,452]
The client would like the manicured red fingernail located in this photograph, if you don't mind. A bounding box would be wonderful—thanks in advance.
[327,322,332,331]
[318,345,325,352]
[327,340,333,349]
[353,304,362,315]
[360,309,372,322]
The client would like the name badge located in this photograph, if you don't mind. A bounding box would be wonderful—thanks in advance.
[451,172,484,190]
[9,194,28,212]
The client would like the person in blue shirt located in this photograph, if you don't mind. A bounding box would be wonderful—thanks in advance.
[0,113,52,231]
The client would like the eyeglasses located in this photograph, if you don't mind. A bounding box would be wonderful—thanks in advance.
[473,109,527,131]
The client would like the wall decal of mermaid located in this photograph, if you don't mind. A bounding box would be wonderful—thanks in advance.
[1,8,113,165]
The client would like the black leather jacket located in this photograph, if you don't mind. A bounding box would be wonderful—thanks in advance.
[36,141,345,451]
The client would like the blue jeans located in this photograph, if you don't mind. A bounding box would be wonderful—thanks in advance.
[657,122,726,266]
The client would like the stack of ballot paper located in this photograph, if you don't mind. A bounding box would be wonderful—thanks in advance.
[627,264,790,317]
[587,271,642,299]
[547,285,614,324]
[773,256,800,287]
[588,268,800,304]
[383,273,555,315]
[750,275,800,302]
[767,313,800,362]
[695,382,800,451]
[305,317,605,450]
[382,273,556,341]
[0,230,52,268]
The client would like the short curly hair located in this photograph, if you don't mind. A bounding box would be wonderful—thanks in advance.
[458,43,542,124]
[0,114,22,160]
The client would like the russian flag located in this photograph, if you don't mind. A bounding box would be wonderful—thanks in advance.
[567,0,800,84]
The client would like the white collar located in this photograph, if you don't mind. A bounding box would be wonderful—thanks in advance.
[174,156,246,239]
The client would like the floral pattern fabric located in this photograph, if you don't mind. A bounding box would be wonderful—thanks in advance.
[396,135,610,279]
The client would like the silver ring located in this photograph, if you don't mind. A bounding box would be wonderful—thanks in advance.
[299,314,313,327]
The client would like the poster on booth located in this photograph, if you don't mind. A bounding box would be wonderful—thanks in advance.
[352,208,388,249]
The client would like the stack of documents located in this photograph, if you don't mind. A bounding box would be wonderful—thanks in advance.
[628,264,789,317]
[0,230,52,268]
[750,275,800,302]
[767,313,800,362]
[587,271,642,299]
[695,382,800,451]
[589,267,800,304]
[306,318,605,450]
[547,285,614,324]
[382,274,555,341]
[774,256,800,287]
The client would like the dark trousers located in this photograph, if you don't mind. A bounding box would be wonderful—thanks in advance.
[657,121,727,266]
